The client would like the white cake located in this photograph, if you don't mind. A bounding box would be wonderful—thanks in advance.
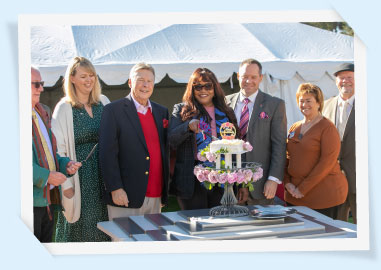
[209,139,244,154]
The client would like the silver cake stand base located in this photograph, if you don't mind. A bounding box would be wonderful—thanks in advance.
[209,204,249,217]
[209,183,249,217]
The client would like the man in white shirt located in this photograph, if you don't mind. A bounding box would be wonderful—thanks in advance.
[322,63,356,223]
[226,59,287,205]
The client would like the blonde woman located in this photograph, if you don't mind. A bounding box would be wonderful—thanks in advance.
[52,57,110,242]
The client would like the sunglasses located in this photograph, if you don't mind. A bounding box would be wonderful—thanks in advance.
[193,83,213,91]
[31,81,44,88]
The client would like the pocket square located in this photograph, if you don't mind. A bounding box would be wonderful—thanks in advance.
[163,119,169,128]
[259,111,269,119]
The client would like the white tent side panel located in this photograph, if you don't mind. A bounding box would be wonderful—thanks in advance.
[277,72,339,128]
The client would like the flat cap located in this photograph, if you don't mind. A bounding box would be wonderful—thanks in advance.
[334,63,354,76]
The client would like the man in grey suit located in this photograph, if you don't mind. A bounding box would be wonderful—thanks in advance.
[226,59,287,205]
[322,63,356,223]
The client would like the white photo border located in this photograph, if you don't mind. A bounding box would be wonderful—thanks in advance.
[18,10,369,254]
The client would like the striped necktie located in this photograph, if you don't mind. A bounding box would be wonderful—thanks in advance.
[239,98,250,141]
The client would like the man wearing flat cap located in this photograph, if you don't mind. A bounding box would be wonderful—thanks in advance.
[322,63,356,224]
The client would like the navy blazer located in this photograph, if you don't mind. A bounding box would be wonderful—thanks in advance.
[168,103,199,199]
[99,94,169,208]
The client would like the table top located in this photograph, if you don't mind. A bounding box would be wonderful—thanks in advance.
[97,205,357,242]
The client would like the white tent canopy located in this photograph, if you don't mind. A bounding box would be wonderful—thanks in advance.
[31,23,353,126]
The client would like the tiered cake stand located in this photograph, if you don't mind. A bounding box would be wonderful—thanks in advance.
[196,122,262,218]
[197,160,262,218]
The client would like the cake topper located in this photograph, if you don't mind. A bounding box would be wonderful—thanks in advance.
[220,122,236,140]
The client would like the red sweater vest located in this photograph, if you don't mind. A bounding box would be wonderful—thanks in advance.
[138,110,163,197]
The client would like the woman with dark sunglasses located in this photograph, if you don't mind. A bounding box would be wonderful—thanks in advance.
[168,68,239,210]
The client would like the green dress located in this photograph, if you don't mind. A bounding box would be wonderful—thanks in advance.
[55,103,110,242]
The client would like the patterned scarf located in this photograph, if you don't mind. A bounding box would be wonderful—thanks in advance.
[32,103,61,210]
[195,107,229,189]
[196,107,229,162]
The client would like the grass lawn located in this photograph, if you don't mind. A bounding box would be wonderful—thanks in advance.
[162,195,181,212]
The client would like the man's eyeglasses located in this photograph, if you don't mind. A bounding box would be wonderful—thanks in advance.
[193,83,213,91]
[31,81,44,88]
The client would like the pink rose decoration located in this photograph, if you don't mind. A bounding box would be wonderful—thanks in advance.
[193,163,263,185]
[197,152,207,162]
[253,167,263,182]
[218,172,228,184]
[243,142,253,151]
[193,167,202,182]
[202,169,210,179]
[194,166,214,183]
[243,169,253,184]
[206,152,216,162]
[236,170,246,184]
[227,173,238,184]
[197,170,206,182]
[208,170,219,184]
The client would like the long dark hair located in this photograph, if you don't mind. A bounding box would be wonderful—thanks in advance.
[180,68,240,137]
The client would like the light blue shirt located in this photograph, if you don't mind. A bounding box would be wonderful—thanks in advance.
[233,91,258,125]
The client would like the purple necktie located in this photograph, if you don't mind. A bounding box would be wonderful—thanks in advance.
[239,98,250,141]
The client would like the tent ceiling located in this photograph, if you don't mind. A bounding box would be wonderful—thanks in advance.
[31,23,353,86]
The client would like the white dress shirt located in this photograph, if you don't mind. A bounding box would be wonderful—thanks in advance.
[335,95,355,140]
[130,95,152,115]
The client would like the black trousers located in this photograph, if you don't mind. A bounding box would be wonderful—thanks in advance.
[314,205,339,219]
[33,206,54,243]
[286,202,339,219]
[177,179,224,210]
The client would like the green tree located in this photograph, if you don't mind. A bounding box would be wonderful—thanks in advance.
[302,22,354,36]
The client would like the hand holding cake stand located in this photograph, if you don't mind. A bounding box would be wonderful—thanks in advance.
[194,122,263,217]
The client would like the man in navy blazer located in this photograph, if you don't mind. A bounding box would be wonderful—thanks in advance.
[99,63,169,220]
